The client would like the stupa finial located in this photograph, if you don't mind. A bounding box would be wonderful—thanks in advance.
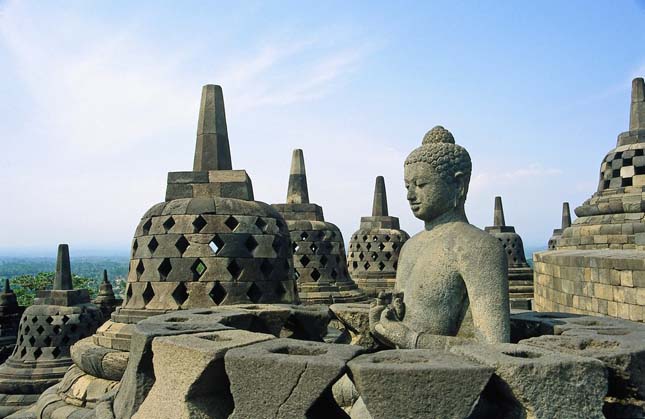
[561,202,571,229]
[102,269,109,284]
[3,278,10,294]
[193,84,232,171]
[54,244,73,291]
[630,78,645,131]
[372,176,389,217]
[494,196,506,227]
[286,149,309,204]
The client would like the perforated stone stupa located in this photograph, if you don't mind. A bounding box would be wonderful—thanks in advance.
[484,197,534,309]
[92,270,122,319]
[0,245,103,417]
[273,149,365,304]
[115,84,297,327]
[548,202,572,250]
[347,176,409,296]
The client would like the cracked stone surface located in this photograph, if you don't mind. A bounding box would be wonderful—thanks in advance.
[348,349,493,419]
[452,343,607,419]
[225,338,362,419]
[133,330,274,419]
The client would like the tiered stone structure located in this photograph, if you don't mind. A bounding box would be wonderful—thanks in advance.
[484,196,534,309]
[0,279,23,364]
[115,84,297,328]
[547,202,572,250]
[273,149,365,304]
[347,176,409,297]
[92,270,122,319]
[534,78,645,322]
[0,245,102,416]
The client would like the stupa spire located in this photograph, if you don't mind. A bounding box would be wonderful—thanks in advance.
[630,78,645,132]
[493,196,506,227]
[561,202,571,229]
[54,244,73,291]
[372,176,389,217]
[3,278,10,294]
[193,84,232,171]
[286,149,309,204]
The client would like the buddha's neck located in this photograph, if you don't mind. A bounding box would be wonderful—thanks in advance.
[424,206,467,231]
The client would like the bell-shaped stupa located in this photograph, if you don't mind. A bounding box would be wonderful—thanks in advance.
[0,245,103,416]
[547,202,572,250]
[0,279,23,364]
[347,176,409,296]
[92,270,122,319]
[558,78,645,249]
[484,197,534,309]
[273,149,366,304]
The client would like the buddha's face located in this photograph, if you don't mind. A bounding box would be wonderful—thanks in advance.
[404,163,456,222]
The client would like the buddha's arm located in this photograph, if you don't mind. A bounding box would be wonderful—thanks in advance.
[463,242,511,343]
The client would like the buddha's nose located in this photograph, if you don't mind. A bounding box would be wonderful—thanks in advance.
[407,188,415,201]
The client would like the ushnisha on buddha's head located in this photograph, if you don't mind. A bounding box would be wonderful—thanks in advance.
[404,126,472,224]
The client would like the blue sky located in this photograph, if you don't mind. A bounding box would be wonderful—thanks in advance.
[0,1,644,256]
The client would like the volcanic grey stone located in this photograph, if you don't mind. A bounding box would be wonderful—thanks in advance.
[54,244,73,291]
[133,330,274,419]
[70,337,129,381]
[193,84,231,171]
[548,202,571,250]
[370,127,510,348]
[348,349,493,419]
[225,338,362,419]
[452,343,607,419]
[329,303,376,348]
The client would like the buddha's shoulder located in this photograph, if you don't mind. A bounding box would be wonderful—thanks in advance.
[451,222,503,249]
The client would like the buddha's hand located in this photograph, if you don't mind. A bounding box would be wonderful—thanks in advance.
[368,292,390,334]
[373,306,417,349]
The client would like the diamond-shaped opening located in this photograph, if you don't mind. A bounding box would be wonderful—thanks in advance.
[142,283,155,304]
[20,348,26,358]
[385,235,391,242]
[247,282,262,303]
[378,262,386,271]
[311,269,321,281]
[331,269,338,280]
[225,215,239,231]
[260,260,274,277]
[245,236,259,253]
[148,237,159,253]
[366,243,372,250]
[300,232,309,241]
[227,260,242,279]
[142,219,152,235]
[310,243,318,253]
[275,282,287,297]
[191,259,207,280]
[385,252,392,260]
[136,260,145,280]
[53,325,61,334]
[36,325,44,335]
[61,315,70,324]
[294,270,300,280]
[163,216,175,233]
[172,282,189,306]
[364,262,371,270]
[371,252,378,261]
[356,243,361,250]
[373,236,378,242]
[272,236,282,254]
[292,242,300,253]
[158,258,172,281]
[359,253,365,261]
[132,239,139,255]
[362,235,368,241]
[46,316,53,324]
[175,235,190,255]
[126,284,133,300]
[209,281,227,305]
[208,235,224,255]
[255,217,268,232]
[28,336,36,346]
[392,243,398,250]
[378,243,386,251]
[352,261,358,269]
[52,347,61,358]
[31,316,38,324]
[300,255,311,267]
[33,347,42,360]
[193,215,207,232]
[44,336,52,346]
[320,255,328,267]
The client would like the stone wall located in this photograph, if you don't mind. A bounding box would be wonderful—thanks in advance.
[533,249,645,322]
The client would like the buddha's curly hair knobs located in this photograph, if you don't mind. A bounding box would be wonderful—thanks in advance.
[405,126,472,183]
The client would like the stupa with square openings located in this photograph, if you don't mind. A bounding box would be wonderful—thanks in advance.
[346,176,409,297]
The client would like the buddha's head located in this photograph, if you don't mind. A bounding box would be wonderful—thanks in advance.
[404,126,472,222]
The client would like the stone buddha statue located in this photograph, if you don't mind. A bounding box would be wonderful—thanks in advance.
[370,126,510,347]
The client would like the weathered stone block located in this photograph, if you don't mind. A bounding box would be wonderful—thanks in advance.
[348,349,493,419]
